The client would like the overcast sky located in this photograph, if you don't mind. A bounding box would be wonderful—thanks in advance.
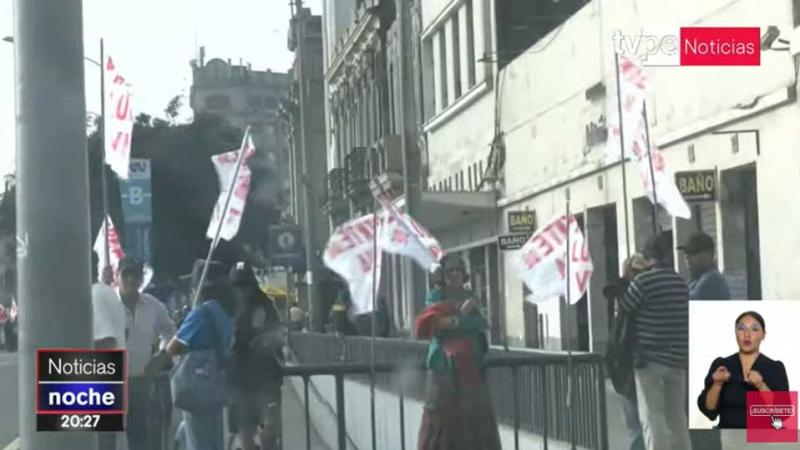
[0,0,323,178]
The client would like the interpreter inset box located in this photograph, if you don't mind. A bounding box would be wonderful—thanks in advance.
[36,349,126,431]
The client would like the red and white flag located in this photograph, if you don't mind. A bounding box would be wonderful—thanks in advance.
[0,305,7,325]
[206,134,256,242]
[322,214,383,315]
[103,55,134,180]
[93,216,125,283]
[607,55,691,219]
[517,214,593,305]
[377,198,443,273]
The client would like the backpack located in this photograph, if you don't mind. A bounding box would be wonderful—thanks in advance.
[170,303,230,412]
[605,310,637,396]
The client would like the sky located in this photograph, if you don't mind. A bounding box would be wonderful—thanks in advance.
[0,0,323,178]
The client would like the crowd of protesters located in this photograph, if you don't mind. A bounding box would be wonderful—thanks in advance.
[91,256,284,450]
[604,231,731,450]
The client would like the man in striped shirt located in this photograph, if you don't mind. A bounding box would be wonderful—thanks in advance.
[619,231,692,450]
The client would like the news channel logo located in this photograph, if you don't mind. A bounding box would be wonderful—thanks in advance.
[36,349,126,432]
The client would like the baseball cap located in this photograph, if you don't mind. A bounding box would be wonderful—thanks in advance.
[191,259,228,290]
[643,231,673,260]
[118,257,144,278]
[678,232,715,255]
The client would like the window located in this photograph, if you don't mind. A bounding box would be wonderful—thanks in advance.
[205,94,231,110]
[423,0,483,119]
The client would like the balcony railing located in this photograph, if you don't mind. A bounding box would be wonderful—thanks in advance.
[322,168,347,215]
[285,332,609,450]
[345,147,371,200]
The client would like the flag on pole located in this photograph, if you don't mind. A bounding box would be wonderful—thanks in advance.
[206,135,256,242]
[377,198,443,273]
[94,216,125,283]
[103,55,134,179]
[517,214,593,305]
[607,55,691,219]
[322,214,382,315]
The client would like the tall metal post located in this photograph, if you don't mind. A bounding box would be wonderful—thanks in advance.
[396,0,423,321]
[99,39,111,267]
[292,0,321,331]
[15,1,95,449]
[614,52,632,260]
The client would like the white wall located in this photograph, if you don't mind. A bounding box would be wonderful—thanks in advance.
[493,0,800,346]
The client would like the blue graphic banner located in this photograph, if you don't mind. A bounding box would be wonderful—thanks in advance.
[120,159,152,224]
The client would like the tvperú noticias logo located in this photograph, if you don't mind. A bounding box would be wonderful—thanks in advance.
[612,27,761,66]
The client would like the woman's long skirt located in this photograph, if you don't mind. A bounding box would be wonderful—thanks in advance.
[418,371,502,450]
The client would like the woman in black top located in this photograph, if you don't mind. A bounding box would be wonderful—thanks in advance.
[698,311,789,429]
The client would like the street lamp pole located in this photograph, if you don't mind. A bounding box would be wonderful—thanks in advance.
[14,1,95,449]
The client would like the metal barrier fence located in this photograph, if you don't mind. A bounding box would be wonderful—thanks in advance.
[285,332,608,450]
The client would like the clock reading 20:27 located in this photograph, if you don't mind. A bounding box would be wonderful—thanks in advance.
[36,349,126,432]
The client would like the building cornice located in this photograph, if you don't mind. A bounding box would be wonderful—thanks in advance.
[325,10,383,105]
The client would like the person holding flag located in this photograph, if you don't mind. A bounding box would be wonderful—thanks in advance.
[617,231,692,450]
[415,254,501,450]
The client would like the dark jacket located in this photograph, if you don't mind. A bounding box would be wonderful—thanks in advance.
[689,268,731,300]
[697,353,789,428]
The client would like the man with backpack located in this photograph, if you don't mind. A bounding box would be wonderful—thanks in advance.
[228,262,284,450]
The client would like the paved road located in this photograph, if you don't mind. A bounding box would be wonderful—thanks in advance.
[0,352,18,449]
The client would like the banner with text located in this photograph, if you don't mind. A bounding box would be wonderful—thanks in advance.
[206,136,256,242]
[517,214,593,305]
[377,199,443,272]
[93,216,125,283]
[323,214,382,315]
[103,55,134,180]
[607,54,691,219]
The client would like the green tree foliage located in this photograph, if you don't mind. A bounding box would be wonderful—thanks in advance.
[88,109,282,281]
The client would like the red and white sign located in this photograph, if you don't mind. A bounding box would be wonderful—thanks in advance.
[607,55,691,219]
[103,55,134,180]
[517,214,592,305]
[323,214,383,315]
[206,136,256,242]
[747,391,798,443]
[93,216,125,284]
[377,199,443,273]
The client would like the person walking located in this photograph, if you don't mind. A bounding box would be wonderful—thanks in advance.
[679,232,731,300]
[604,254,652,450]
[618,231,692,450]
[167,259,235,450]
[228,261,284,450]
[415,254,501,450]
[93,266,128,450]
[117,257,177,450]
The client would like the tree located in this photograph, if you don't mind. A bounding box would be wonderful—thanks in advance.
[88,104,283,282]
[164,95,183,124]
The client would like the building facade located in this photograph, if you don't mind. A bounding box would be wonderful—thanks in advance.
[419,0,800,352]
[189,54,292,212]
[281,7,332,330]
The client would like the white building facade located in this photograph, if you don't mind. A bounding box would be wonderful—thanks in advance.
[420,0,800,351]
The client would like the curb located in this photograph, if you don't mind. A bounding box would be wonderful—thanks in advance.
[1,438,19,450]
